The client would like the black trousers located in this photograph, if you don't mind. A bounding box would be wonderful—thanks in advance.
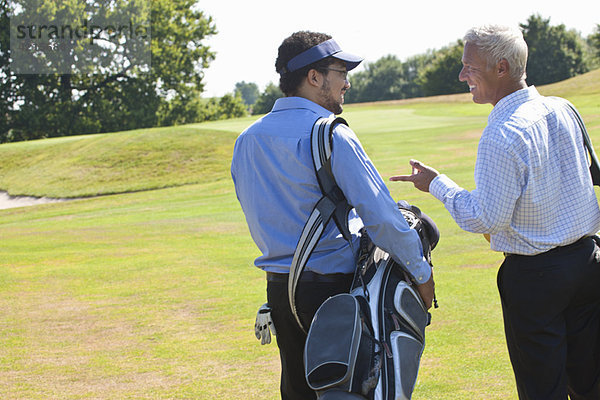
[498,237,600,400]
[266,275,353,400]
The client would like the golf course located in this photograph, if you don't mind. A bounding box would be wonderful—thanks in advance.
[1,69,599,399]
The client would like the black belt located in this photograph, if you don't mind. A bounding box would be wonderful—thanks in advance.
[504,236,591,258]
[266,271,353,283]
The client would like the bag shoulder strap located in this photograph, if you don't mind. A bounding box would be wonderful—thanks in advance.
[288,116,353,333]
[556,98,600,186]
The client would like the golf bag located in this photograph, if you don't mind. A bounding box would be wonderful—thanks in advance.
[290,117,439,399]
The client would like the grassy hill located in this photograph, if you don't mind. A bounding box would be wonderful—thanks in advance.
[0,120,253,198]
[1,69,599,399]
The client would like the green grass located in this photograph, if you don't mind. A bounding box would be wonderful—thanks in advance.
[0,121,254,198]
[1,69,600,399]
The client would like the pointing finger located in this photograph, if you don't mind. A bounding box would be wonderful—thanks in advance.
[389,174,415,182]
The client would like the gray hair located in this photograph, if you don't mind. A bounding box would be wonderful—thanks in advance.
[463,25,528,81]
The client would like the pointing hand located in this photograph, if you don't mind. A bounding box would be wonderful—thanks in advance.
[390,160,439,193]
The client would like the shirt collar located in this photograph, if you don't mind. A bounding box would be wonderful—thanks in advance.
[489,86,540,124]
[271,96,334,118]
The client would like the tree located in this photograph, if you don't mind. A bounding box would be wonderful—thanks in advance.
[253,83,282,115]
[521,14,590,86]
[345,55,405,103]
[588,24,600,64]
[344,53,435,103]
[418,41,466,96]
[0,0,12,140]
[235,81,259,108]
[1,0,217,142]
[400,52,435,99]
[212,92,247,120]
[151,0,216,124]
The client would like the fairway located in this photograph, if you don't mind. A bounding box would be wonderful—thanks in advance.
[1,70,599,399]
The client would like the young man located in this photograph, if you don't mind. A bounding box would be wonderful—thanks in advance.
[231,31,434,399]
[392,25,600,400]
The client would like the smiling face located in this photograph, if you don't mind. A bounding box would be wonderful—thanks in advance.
[459,42,503,106]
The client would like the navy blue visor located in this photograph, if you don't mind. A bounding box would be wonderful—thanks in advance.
[280,39,363,74]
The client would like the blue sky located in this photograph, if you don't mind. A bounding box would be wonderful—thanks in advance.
[198,0,599,97]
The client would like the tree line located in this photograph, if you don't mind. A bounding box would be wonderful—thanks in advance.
[1,3,599,143]
[244,15,600,112]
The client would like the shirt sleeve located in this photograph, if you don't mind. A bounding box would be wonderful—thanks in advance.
[429,130,522,234]
[330,124,432,284]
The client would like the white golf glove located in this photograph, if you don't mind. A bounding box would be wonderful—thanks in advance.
[255,303,277,345]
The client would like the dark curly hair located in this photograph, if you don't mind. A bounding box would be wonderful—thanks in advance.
[275,31,338,96]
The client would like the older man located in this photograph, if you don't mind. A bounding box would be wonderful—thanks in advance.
[392,25,600,400]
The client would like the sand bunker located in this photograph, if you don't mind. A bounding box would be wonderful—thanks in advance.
[0,191,69,210]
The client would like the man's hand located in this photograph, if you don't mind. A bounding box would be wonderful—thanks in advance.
[416,275,435,310]
[390,160,439,193]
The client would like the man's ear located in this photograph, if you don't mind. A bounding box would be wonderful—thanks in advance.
[306,68,322,87]
[497,58,510,78]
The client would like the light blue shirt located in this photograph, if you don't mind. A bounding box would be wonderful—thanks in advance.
[430,86,600,255]
[231,96,431,283]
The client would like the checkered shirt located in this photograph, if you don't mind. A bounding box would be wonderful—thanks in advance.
[430,86,600,255]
